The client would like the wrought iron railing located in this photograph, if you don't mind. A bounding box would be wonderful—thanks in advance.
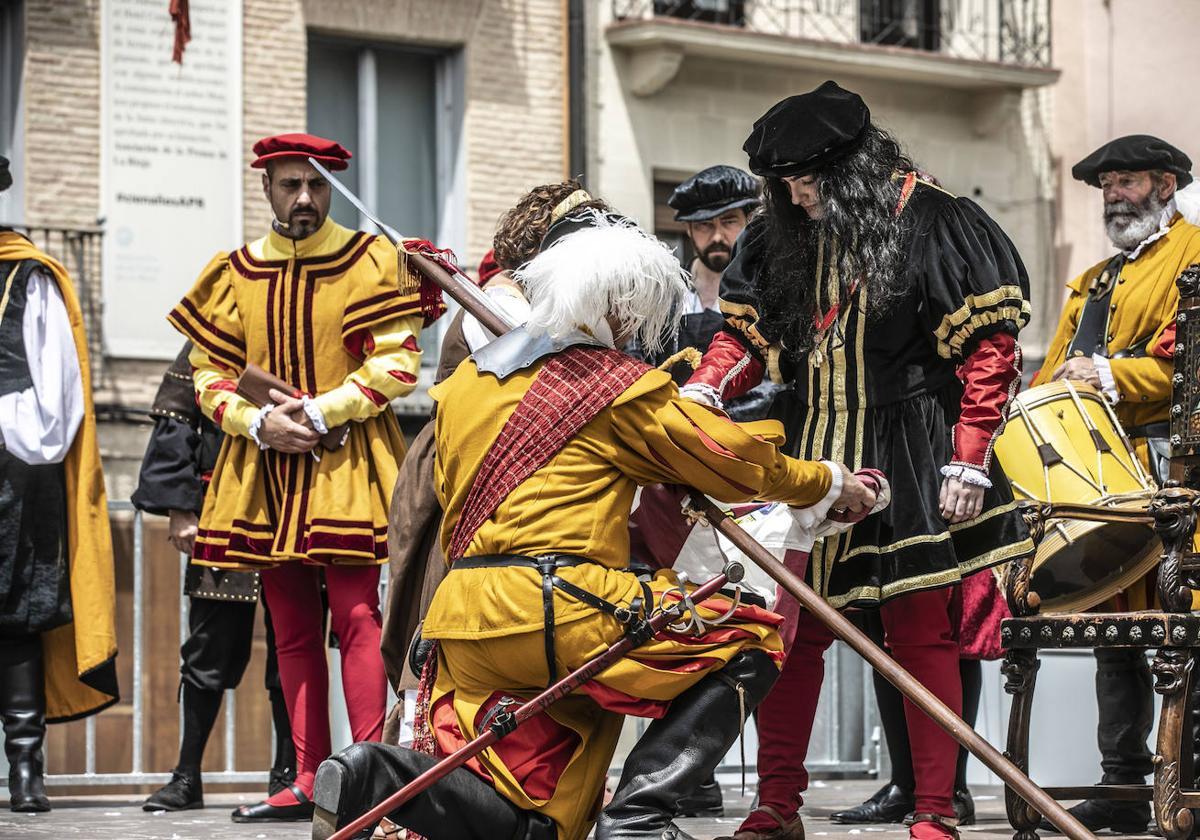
[612,0,1053,67]
[2,223,105,382]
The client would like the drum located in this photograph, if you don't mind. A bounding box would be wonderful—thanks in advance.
[994,380,1160,613]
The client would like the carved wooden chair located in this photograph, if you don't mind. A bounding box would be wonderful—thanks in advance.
[1001,265,1200,840]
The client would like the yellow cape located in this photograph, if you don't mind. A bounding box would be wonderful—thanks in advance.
[0,231,118,721]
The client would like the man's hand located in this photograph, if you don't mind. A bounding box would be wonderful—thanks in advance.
[259,388,320,453]
[1050,356,1101,390]
[939,476,985,523]
[167,509,199,555]
[833,463,877,517]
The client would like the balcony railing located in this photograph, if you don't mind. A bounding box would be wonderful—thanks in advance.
[612,0,1052,67]
[3,223,105,382]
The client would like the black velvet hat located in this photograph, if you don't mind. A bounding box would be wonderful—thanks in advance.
[1072,135,1193,189]
[0,156,10,194]
[669,165,760,222]
[742,80,871,179]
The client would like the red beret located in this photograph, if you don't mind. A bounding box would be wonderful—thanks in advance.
[477,249,502,286]
[251,133,352,171]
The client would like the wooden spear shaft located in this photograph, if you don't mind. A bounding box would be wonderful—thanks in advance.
[689,492,1092,840]
[405,249,1093,840]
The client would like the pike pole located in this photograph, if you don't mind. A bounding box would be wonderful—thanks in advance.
[308,158,1094,840]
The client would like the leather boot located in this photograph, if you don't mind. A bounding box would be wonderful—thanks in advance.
[311,742,557,840]
[595,648,779,840]
[2,637,50,813]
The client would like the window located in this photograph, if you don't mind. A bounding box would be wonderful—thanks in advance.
[307,36,465,367]
[860,0,942,52]
[653,176,692,267]
[0,0,23,223]
[652,0,746,26]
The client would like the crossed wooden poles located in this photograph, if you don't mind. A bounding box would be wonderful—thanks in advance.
[322,245,1094,840]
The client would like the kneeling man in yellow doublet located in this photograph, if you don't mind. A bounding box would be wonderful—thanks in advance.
[311,208,878,840]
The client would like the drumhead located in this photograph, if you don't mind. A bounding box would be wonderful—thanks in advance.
[1030,499,1161,614]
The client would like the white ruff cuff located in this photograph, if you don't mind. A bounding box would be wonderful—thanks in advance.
[940,464,992,489]
[249,404,275,450]
[679,383,723,409]
[300,395,329,434]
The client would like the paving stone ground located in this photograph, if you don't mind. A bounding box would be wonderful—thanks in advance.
[0,779,1131,839]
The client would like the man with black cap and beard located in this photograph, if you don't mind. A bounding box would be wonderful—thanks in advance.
[651,166,778,425]
[683,80,1034,840]
[1031,135,1200,834]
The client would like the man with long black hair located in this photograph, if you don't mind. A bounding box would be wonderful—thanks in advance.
[685,81,1035,840]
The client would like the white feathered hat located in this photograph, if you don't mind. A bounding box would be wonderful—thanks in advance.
[515,209,690,355]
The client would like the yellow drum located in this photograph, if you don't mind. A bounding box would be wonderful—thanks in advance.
[994,380,1160,613]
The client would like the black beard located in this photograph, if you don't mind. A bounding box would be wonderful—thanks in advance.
[697,244,731,272]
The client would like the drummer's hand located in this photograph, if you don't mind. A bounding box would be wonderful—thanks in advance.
[1050,356,1101,390]
[832,463,877,518]
[939,476,985,523]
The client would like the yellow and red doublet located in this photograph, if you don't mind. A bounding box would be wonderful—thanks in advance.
[169,218,441,569]
[421,350,832,840]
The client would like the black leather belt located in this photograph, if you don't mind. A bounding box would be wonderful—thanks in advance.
[453,554,653,685]
[1125,421,1169,440]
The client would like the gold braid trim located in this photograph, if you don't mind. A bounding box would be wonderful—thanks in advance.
[656,347,703,372]
[550,189,593,224]
[933,285,1031,359]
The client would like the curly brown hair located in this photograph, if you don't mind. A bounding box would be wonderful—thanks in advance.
[492,179,610,270]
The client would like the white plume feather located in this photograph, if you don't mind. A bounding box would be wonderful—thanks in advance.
[515,212,690,354]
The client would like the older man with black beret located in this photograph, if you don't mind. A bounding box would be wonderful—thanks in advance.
[1032,134,1200,834]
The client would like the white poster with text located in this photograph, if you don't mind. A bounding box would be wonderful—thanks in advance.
[102,0,242,359]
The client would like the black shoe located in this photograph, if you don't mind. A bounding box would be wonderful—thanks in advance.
[596,649,778,840]
[1038,798,1150,834]
[311,742,556,840]
[2,637,50,814]
[231,784,315,823]
[830,783,914,824]
[268,764,296,797]
[677,775,724,818]
[953,788,975,827]
[143,769,204,811]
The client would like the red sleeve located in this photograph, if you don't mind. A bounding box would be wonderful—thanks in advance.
[684,329,765,405]
[952,331,1021,472]
[1151,320,1177,359]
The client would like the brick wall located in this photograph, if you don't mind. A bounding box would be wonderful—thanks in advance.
[23,0,101,228]
[241,0,306,240]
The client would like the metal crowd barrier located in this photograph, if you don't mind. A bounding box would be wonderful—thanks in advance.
[23,502,265,788]
[2,501,879,789]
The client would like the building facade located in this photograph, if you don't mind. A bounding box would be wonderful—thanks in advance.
[1,0,570,497]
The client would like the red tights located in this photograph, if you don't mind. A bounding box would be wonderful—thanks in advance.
[744,586,961,832]
[261,563,386,804]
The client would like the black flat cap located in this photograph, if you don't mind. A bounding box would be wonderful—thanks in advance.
[669,165,760,222]
[0,156,10,194]
[743,81,870,179]
[1072,135,1193,189]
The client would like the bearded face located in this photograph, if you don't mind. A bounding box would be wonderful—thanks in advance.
[1104,190,1168,251]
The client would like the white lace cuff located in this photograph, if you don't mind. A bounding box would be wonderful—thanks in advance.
[940,463,993,489]
[679,383,723,409]
[1092,353,1119,403]
[300,395,329,435]
[248,404,275,450]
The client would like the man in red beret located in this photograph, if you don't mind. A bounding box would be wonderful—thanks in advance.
[167,132,444,823]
